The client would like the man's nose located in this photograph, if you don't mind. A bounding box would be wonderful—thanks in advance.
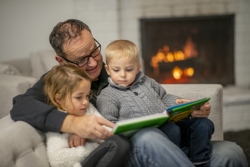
[87,56,97,66]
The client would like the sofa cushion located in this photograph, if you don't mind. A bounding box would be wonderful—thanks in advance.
[30,50,58,79]
[0,115,50,167]
[161,84,223,141]
[0,74,37,119]
[0,63,21,75]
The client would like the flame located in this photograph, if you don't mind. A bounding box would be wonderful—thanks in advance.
[172,67,194,80]
[150,36,197,80]
[172,66,182,79]
[150,37,198,67]
[184,67,194,77]
[183,37,198,58]
[165,52,174,62]
[174,51,185,61]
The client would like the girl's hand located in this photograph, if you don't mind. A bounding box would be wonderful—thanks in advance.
[69,133,86,148]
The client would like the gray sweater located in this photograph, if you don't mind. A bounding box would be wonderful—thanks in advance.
[96,71,179,123]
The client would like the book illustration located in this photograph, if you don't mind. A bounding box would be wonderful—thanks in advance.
[167,97,210,122]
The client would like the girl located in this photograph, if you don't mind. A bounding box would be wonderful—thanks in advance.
[43,64,130,167]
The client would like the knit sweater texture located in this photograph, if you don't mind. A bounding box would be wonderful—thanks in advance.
[97,71,179,123]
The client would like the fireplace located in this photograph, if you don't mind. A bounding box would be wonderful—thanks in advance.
[140,14,235,86]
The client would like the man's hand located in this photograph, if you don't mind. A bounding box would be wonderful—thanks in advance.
[175,98,211,118]
[61,115,114,140]
[69,133,86,147]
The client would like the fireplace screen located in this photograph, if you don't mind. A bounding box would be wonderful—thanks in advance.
[140,14,234,85]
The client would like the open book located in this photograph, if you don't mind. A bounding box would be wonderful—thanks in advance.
[112,97,210,137]
[112,112,169,137]
[167,97,210,122]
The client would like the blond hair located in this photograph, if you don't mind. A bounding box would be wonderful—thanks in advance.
[105,40,141,65]
[43,64,91,111]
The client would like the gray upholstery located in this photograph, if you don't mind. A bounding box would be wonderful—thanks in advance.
[0,115,50,167]
[0,74,37,118]
[162,84,223,140]
[0,52,224,167]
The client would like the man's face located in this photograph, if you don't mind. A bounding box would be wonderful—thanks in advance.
[56,29,103,81]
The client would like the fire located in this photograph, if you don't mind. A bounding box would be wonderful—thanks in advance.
[183,37,198,59]
[151,37,198,68]
[150,37,197,80]
[184,67,194,77]
[172,67,182,79]
[172,67,194,80]
[150,49,186,68]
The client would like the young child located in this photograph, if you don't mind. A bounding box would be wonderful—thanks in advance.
[43,64,130,167]
[97,40,214,167]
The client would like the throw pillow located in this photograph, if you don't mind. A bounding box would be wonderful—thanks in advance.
[0,63,21,75]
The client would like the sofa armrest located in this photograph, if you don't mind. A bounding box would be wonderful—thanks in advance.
[0,115,50,167]
[0,74,37,119]
[161,84,223,141]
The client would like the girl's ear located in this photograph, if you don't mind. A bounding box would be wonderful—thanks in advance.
[54,93,61,104]
[105,65,111,76]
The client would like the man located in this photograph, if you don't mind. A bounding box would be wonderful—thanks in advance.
[10,19,248,167]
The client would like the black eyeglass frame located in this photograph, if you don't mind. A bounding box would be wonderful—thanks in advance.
[60,38,101,67]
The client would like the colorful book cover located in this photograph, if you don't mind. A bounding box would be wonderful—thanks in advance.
[112,97,210,136]
[167,97,210,122]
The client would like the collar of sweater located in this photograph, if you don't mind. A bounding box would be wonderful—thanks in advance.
[108,71,144,90]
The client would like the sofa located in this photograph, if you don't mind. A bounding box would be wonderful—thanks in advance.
[0,50,224,167]
[0,50,58,118]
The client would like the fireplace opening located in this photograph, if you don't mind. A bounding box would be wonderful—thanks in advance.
[140,14,235,86]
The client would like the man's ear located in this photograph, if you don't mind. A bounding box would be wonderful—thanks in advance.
[55,55,65,65]
[105,65,111,76]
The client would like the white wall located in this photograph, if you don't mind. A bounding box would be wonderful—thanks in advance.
[0,0,74,61]
[74,0,119,64]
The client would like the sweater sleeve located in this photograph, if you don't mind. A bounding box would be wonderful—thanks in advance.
[96,88,120,123]
[146,76,180,107]
[10,74,67,132]
[46,132,99,167]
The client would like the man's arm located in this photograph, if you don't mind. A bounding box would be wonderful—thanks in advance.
[10,76,67,132]
[61,115,113,140]
[10,75,114,139]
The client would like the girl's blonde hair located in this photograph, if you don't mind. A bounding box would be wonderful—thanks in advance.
[105,40,141,65]
[43,64,91,110]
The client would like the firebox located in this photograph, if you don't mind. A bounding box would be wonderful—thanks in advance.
[140,14,234,85]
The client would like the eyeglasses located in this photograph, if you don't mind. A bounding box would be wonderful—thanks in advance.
[60,38,101,67]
